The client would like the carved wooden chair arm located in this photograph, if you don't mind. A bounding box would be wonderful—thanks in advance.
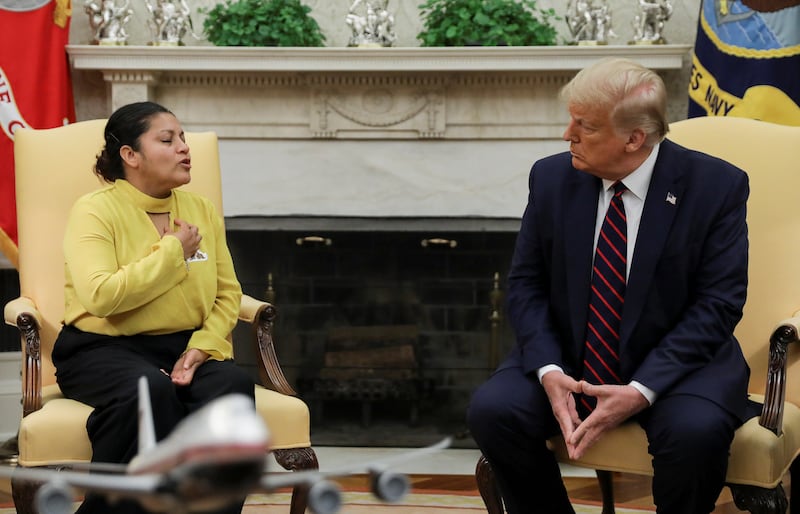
[240,294,296,396]
[4,296,44,417]
[759,315,800,435]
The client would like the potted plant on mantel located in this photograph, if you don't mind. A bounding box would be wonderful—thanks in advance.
[417,0,560,46]
[201,0,325,46]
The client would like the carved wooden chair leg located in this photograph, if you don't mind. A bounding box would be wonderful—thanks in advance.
[11,475,40,514]
[273,447,320,514]
[729,483,788,514]
[475,454,504,514]
[596,470,615,514]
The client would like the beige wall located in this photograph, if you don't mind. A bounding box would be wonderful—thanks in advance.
[69,0,702,48]
[68,0,701,120]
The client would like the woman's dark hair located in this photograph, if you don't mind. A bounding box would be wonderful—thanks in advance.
[94,101,173,183]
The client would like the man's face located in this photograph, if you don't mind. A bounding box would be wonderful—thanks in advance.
[562,103,631,181]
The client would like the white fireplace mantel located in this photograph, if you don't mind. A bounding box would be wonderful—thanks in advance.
[68,44,690,72]
[66,45,691,221]
[67,44,691,140]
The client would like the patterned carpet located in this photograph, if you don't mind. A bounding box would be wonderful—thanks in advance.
[0,491,654,514]
[239,491,653,514]
[0,472,657,514]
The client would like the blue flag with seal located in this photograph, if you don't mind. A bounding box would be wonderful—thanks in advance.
[688,0,800,126]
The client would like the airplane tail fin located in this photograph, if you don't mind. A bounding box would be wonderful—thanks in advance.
[137,376,157,455]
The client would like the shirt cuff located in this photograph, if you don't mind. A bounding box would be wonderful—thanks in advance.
[536,364,564,383]
[629,380,657,405]
[536,367,656,405]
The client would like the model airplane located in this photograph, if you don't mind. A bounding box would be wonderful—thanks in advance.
[0,377,451,514]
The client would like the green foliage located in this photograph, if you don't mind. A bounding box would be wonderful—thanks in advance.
[202,0,325,47]
[417,0,559,47]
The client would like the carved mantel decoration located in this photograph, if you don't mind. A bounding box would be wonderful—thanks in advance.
[310,76,445,139]
[67,45,690,141]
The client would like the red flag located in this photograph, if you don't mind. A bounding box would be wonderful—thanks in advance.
[0,0,75,268]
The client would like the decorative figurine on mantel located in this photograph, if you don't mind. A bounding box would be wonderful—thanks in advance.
[84,0,131,45]
[345,0,396,47]
[566,0,616,45]
[631,0,673,44]
[144,0,195,45]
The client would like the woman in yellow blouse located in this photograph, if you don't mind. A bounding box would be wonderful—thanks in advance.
[52,101,253,514]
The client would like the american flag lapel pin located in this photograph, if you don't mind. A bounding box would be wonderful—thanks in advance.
[666,192,677,205]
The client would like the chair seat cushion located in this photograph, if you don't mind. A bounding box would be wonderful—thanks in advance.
[549,394,800,488]
[255,385,311,450]
[18,384,311,466]
[18,392,93,466]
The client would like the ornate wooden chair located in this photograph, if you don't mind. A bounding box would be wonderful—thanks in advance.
[475,116,800,514]
[4,119,317,514]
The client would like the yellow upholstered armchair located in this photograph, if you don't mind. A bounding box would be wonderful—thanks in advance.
[476,116,800,514]
[4,119,317,514]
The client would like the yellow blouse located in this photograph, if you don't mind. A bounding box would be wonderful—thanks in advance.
[62,179,241,361]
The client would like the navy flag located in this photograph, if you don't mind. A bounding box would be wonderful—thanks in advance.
[688,0,800,126]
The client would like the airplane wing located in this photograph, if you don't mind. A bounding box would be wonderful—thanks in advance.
[57,461,129,474]
[0,465,162,493]
[259,436,452,514]
[0,462,261,514]
[329,435,453,474]
[0,464,165,514]
[262,436,451,488]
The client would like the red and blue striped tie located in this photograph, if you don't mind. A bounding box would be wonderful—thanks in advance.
[579,182,627,417]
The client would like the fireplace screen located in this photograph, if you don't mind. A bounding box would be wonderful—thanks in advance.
[228,226,516,448]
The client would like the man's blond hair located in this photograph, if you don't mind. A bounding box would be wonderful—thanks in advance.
[559,57,669,146]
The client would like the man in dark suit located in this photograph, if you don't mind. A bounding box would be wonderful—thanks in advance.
[467,57,750,514]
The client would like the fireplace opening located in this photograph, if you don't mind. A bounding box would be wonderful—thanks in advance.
[305,324,432,428]
[228,220,518,448]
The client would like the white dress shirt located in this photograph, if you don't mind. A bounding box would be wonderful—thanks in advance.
[538,143,662,405]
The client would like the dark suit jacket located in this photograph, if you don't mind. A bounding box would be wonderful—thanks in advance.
[503,139,751,421]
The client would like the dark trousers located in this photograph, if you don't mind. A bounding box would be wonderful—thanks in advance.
[53,326,256,514]
[466,365,740,514]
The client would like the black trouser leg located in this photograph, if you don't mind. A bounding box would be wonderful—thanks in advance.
[54,329,255,514]
[467,365,575,514]
[640,394,739,514]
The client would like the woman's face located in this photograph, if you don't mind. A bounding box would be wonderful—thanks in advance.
[123,112,191,198]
